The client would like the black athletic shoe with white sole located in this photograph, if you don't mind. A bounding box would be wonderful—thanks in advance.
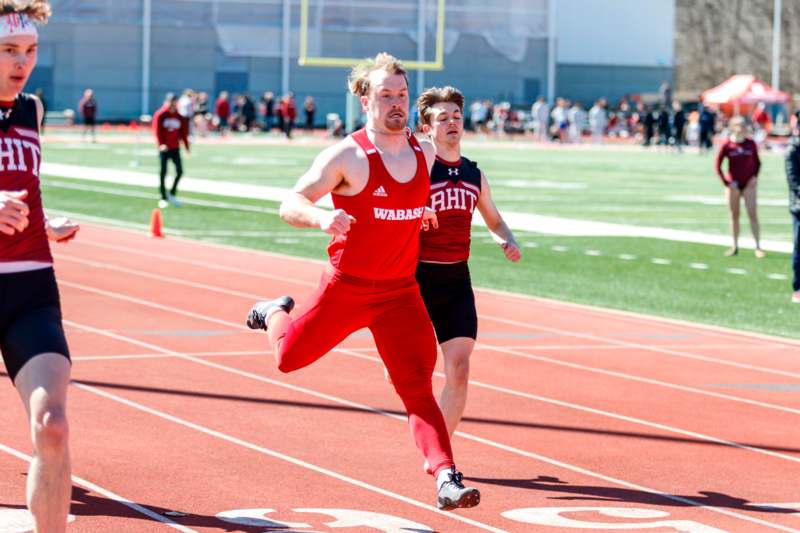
[437,467,481,510]
[246,296,295,330]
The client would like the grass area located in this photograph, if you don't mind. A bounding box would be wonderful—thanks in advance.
[41,176,799,340]
[43,136,795,241]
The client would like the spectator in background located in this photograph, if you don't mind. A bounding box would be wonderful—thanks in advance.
[304,95,315,131]
[699,105,716,152]
[567,101,586,143]
[785,111,800,303]
[241,92,256,132]
[469,99,487,134]
[280,92,297,139]
[657,106,670,146]
[751,102,771,145]
[78,88,97,142]
[551,98,568,143]
[153,93,190,209]
[531,96,549,142]
[261,91,275,132]
[194,91,210,137]
[715,116,763,258]
[588,98,607,144]
[214,91,230,135]
[639,103,655,147]
[659,80,672,108]
[34,88,46,133]
[671,100,686,152]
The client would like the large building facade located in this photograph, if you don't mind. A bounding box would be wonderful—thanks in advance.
[31,0,674,122]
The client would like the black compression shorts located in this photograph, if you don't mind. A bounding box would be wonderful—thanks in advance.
[0,267,71,383]
[415,261,477,343]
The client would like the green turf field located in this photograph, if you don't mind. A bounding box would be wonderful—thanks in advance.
[39,141,800,340]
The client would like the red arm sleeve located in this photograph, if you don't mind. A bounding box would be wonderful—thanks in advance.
[715,144,728,185]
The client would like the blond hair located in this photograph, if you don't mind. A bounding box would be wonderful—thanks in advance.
[348,52,408,97]
[1,0,51,23]
[416,86,465,126]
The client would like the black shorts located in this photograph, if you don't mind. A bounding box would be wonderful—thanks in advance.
[415,261,477,343]
[0,268,71,383]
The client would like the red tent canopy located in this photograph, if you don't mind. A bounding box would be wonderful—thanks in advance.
[702,75,789,105]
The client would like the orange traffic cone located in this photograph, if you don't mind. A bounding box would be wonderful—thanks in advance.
[150,208,164,238]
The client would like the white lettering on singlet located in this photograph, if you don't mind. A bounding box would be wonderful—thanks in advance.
[0,136,40,175]
[430,184,478,213]
[373,206,425,221]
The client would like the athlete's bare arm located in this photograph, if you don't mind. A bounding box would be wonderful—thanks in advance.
[279,139,364,236]
[476,171,521,262]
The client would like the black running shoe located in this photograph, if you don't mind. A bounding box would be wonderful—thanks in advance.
[436,467,480,510]
[246,296,295,330]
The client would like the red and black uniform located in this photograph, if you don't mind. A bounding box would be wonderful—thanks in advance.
[153,105,189,200]
[0,93,70,382]
[417,156,482,342]
[716,138,760,189]
[78,96,97,126]
[267,129,455,475]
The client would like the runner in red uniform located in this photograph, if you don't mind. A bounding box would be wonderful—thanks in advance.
[0,2,80,531]
[246,53,480,510]
[415,86,520,439]
[715,116,764,257]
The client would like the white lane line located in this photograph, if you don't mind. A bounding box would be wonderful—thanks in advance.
[61,320,798,533]
[618,254,637,260]
[727,268,748,276]
[523,242,538,248]
[0,443,197,532]
[768,274,789,281]
[651,258,671,265]
[62,323,506,533]
[584,250,602,256]
[689,263,709,270]
[551,245,568,252]
[56,278,800,463]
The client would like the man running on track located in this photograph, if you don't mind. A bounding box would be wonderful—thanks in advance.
[415,86,520,437]
[0,2,80,531]
[245,53,480,510]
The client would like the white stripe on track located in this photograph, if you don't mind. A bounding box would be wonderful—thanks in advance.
[0,443,197,532]
[61,319,800,533]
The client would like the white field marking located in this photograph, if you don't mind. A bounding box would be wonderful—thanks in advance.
[551,245,568,252]
[45,180,279,214]
[618,254,637,260]
[59,255,800,390]
[479,314,800,403]
[651,258,671,265]
[0,443,197,533]
[667,194,789,207]
[62,321,800,533]
[769,273,789,281]
[689,263,709,270]
[57,279,800,468]
[61,325,507,533]
[523,242,538,248]
[42,163,795,251]
[584,250,602,256]
[727,268,748,275]
[471,343,795,351]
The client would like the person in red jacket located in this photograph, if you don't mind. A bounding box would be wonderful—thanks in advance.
[214,91,230,136]
[715,116,764,257]
[153,93,190,208]
[279,92,297,139]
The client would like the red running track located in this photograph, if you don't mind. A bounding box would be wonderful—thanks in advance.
[2,223,800,532]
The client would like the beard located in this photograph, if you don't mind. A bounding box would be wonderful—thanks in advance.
[383,112,407,132]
